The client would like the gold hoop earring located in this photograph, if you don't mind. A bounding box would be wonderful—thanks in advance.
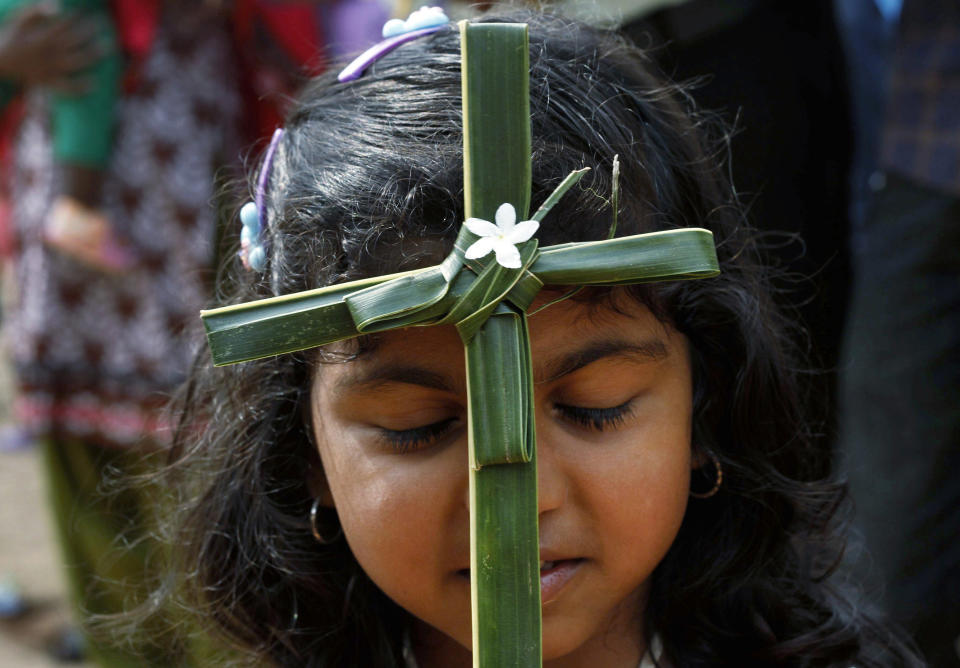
[310,497,343,544]
[690,450,723,499]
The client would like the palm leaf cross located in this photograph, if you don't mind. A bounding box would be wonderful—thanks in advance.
[201,21,719,668]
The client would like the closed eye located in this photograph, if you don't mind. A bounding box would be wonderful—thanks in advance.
[378,417,458,453]
[377,400,633,451]
[554,400,633,431]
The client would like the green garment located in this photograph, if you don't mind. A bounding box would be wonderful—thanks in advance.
[41,437,225,667]
[0,79,16,110]
[0,0,120,167]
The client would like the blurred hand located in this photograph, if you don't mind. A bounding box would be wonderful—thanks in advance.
[0,5,104,93]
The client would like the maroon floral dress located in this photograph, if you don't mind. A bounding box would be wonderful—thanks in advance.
[4,10,241,449]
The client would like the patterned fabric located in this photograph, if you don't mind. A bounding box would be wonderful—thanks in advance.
[3,10,241,449]
[879,0,960,195]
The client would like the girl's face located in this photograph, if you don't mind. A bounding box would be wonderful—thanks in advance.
[310,291,693,666]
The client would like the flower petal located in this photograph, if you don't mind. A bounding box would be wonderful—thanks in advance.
[464,217,499,238]
[465,237,496,259]
[504,219,539,244]
[493,239,521,268]
[495,203,516,233]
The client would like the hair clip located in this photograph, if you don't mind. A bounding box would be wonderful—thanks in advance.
[239,127,284,272]
[337,6,450,83]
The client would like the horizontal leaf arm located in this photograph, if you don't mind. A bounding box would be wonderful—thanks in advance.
[202,228,719,365]
[533,227,719,285]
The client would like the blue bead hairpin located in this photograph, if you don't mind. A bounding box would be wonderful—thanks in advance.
[240,127,283,272]
[337,6,450,83]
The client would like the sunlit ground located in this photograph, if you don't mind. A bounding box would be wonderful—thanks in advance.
[0,349,90,666]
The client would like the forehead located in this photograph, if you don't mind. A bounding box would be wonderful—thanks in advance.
[313,290,684,391]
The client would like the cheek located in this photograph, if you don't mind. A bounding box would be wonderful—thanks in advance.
[324,449,430,564]
[633,425,692,526]
[315,422,468,608]
[334,469,412,557]
[621,369,693,553]
[585,423,692,579]
[615,452,690,544]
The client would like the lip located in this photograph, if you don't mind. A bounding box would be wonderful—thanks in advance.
[455,558,585,605]
[539,558,584,604]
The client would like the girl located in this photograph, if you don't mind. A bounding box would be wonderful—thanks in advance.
[166,10,920,667]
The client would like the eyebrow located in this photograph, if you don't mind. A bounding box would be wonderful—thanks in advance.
[536,338,669,384]
[335,365,454,394]
[335,338,669,394]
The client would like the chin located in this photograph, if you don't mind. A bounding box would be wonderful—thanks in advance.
[447,619,585,661]
[541,621,591,661]
[432,619,474,654]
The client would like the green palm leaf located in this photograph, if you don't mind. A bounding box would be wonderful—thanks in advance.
[199,20,721,667]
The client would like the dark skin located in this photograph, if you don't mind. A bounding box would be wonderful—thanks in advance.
[0,5,106,206]
[0,5,103,94]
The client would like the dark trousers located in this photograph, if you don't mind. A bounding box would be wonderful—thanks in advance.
[839,173,960,666]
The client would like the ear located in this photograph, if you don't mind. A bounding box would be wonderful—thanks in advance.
[307,463,336,507]
[690,446,709,470]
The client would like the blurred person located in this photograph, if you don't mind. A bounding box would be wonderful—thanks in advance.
[551,0,853,396]
[0,1,337,663]
[0,1,242,663]
[0,1,134,273]
[232,0,327,138]
[835,0,960,664]
[615,0,853,458]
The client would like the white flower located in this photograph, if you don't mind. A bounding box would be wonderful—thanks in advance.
[463,203,539,269]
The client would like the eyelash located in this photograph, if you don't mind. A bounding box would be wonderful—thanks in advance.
[379,418,458,453]
[554,401,633,431]
[379,400,634,452]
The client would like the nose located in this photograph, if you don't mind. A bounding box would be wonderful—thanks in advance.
[536,429,568,515]
[458,425,569,515]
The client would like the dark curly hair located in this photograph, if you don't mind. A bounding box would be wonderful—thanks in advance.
[162,9,921,667]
